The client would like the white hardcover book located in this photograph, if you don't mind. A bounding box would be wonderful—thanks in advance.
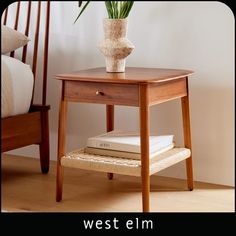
[85,143,175,161]
[86,130,174,154]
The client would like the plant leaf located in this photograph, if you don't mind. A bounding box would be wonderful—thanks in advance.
[75,1,134,22]
[74,1,90,24]
[105,1,113,19]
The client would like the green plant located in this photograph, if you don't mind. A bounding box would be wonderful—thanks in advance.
[74,1,134,23]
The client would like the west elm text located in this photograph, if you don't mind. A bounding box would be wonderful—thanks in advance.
[83,217,154,230]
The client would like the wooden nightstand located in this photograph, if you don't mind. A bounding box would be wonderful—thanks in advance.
[55,67,194,212]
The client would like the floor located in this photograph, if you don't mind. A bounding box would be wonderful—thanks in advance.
[1,154,235,212]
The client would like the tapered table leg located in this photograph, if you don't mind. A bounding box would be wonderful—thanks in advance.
[56,81,68,201]
[139,84,150,212]
[181,78,194,191]
[39,108,50,174]
[106,105,114,180]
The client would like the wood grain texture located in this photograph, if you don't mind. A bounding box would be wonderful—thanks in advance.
[106,105,114,180]
[39,109,50,174]
[106,105,114,132]
[139,84,150,212]
[42,1,50,105]
[29,105,50,173]
[181,80,194,191]
[56,67,193,84]
[32,1,41,80]
[64,81,139,106]
[22,1,31,63]
[1,112,41,152]
[149,77,187,106]
[56,82,67,202]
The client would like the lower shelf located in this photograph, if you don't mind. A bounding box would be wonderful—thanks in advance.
[61,148,191,177]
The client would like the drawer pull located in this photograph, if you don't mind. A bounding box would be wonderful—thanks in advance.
[96,91,104,96]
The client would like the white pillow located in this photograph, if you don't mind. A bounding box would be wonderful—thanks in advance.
[1,55,34,118]
[1,25,30,54]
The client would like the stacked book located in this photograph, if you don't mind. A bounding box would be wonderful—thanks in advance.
[84,130,175,162]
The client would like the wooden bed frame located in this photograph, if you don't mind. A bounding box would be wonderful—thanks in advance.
[1,1,51,173]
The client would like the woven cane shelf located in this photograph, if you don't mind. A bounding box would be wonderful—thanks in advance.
[61,148,191,177]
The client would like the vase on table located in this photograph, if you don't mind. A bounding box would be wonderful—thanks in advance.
[99,18,134,73]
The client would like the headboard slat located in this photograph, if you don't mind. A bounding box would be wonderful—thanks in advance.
[10,1,21,58]
[22,1,32,63]
[31,1,41,104]
[42,1,50,105]
[5,1,50,107]
[32,1,41,77]
[3,7,8,25]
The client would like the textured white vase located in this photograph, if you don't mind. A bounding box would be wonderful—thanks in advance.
[99,18,134,73]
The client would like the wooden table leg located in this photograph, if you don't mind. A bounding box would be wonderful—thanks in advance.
[181,78,194,191]
[56,81,68,201]
[39,108,50,174]
[139,84,150,212]
[106,105,114,180]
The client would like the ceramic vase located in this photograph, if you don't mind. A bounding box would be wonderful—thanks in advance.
[99,18,134,73]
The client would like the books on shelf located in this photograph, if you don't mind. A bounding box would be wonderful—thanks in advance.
[85,130,174,160]
[85,143,174,161]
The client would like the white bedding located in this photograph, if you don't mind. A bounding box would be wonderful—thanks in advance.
[1,55,34,118]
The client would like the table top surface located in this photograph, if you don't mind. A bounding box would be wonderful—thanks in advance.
[55,67,193,84]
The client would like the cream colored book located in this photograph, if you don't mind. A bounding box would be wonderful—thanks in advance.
[85,143,175,161]
[86,130,174,154]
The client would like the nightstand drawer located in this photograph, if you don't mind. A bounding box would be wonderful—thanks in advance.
[64,81,139,106]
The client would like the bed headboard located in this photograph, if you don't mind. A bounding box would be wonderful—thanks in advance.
[2,1,50,106]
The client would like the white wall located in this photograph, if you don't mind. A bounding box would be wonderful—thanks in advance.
[9,2,234,186]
